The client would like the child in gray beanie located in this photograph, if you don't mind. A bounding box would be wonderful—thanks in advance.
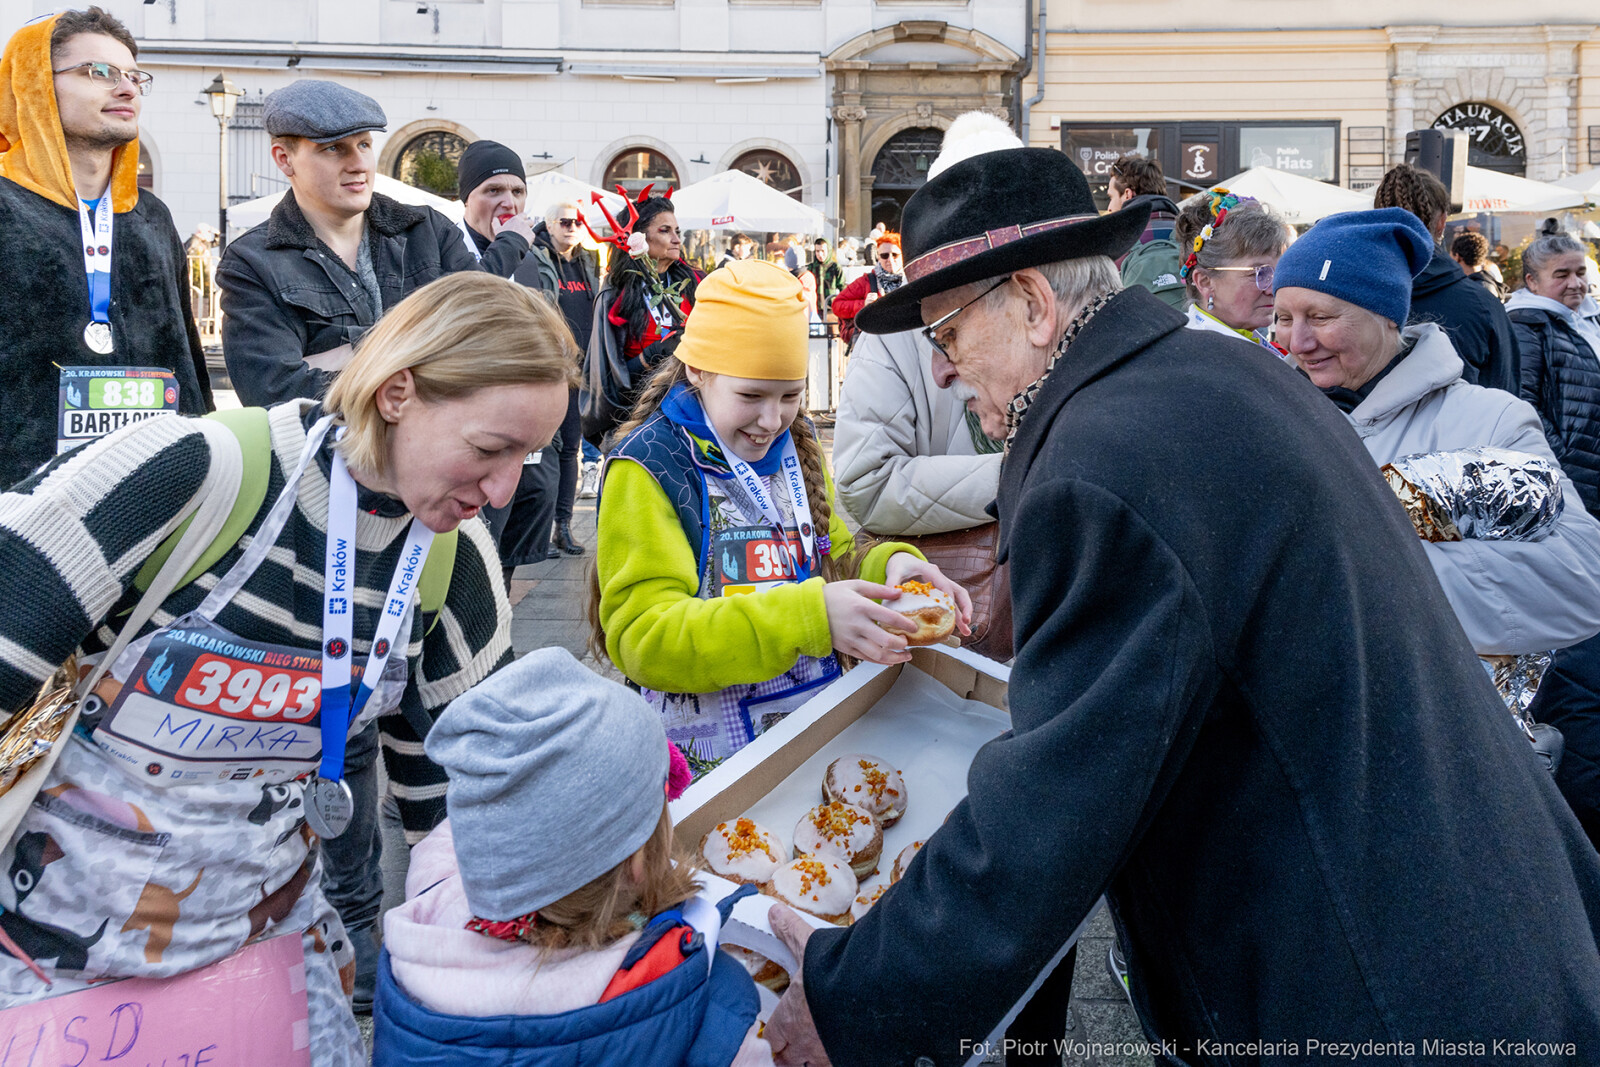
[372,647,773,1066]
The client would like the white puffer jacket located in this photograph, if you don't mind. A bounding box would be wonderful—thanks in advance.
[832,330,1002,536]
[1342,323,1600,655]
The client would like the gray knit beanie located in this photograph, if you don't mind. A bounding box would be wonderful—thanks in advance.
[424,648,670,921]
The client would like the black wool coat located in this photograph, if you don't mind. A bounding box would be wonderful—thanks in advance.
[803,286,1600,1066]
[0,178,211,487]
[217,190,529,406]
[1511,303,1600,515]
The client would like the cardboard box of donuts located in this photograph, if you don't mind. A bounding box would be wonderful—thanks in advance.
[670,643,1011,998]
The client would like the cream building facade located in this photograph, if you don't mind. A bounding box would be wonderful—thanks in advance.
[0,0,1027,239]
[1017,2,1599,201]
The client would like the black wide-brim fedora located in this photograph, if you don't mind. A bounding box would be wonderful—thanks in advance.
[856,147,1152,336]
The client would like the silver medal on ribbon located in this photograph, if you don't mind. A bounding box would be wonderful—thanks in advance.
[304,776,354,838]
[83,321,113,355]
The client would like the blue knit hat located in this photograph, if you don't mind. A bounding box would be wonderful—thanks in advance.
[1272,208,1434,326]
[425,648,670,921]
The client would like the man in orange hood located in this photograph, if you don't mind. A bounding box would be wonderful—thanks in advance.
[0,7,210,485]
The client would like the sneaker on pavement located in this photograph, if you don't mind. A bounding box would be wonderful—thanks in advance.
[578,462,599,499]
[1107,943,1133,1009]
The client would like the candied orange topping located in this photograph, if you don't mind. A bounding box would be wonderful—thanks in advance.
[721,817,777,861]
[810,801,871,839]
[898,580,936,596]
[858,760,889,802]
[793,859,832,895]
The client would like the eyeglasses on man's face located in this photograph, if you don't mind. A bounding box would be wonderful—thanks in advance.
[878,251,900,261]
[1205,264,1276,292]
[556,218,581,228]
[52,61,154,96]
[921,275,1011,361]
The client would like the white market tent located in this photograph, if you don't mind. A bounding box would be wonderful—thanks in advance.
[525,171,628,227]
[1551,167,1600,200]
[1453,166,1591,214]
[1187,166,1371,225]
[669,169,825,233]
[226,174,463,233]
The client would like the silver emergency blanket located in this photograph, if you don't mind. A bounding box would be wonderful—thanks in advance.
[1380,447,1563,543]
[1381,448,1564,734]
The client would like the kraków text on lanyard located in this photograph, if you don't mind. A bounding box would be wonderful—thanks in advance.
[78,194,115,354]
[704,425,816,580]
[308,448,435,837]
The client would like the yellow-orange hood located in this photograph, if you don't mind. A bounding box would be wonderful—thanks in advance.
[0,13,141,212]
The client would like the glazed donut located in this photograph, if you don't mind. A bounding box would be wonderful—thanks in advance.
[721,944,790,992]
[882,580,956,646]
[765,856,858,925]
[793,801,883,879]
[890,840,925,884]
[850,881,888,921]
[700,817,787,886]
[823,754,907,827]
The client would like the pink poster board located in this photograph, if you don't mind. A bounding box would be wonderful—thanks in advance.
[0,933,310,1066]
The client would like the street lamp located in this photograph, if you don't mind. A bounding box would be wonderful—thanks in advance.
[201,72,242,250]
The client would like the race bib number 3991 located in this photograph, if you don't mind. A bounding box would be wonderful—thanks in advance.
[92,621,363,787]
[58,366,178,455]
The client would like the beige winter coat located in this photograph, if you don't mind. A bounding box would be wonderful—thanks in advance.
[832,330,1002,536]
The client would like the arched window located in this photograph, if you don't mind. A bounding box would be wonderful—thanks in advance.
[394,130,470,198]
[731,149,802,200]
[870,126,943,230]
[603,148,679,197]
[136,143,153,191]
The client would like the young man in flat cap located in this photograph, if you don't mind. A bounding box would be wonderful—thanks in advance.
[217,80,534,406]
[0,7,211,485]
[763,137,1600,1065]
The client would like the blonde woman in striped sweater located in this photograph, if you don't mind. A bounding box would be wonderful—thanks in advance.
[0,273,573,1063]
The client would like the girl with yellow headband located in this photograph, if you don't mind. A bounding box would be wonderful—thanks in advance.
[590,259,970,767]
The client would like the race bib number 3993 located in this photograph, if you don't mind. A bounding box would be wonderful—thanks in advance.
[58,366,178,455]
[91,621,363,787]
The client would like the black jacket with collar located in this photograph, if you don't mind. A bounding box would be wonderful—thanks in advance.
[1511,300,1600,513]
[1408,247,1520,393]
[0,178,212,487]
[217,190,529,406]
[802,286,1600,1066]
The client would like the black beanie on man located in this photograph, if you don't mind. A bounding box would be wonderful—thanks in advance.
[457,140,525,200]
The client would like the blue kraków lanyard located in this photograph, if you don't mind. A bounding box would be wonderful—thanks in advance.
[78,195,114,352]
[311,449,433,835]
[703,425,815,577]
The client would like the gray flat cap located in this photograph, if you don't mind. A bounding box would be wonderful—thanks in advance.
[262,80,386,143]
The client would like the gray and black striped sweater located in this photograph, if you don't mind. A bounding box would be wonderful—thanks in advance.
[0,401,512,840]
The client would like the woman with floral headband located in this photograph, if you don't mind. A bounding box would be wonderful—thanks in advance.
[1174,190,1291,356]
[581,188,702,446]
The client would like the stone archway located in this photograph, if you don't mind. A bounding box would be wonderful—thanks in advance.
[377,119,479,184]
[826,21,1020,235]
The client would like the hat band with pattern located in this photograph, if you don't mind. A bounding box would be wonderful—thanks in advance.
[905,212,1099,283]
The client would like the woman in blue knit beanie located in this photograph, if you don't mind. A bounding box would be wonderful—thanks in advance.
[1273,207,1600,777]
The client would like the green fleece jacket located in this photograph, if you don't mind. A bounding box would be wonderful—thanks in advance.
[598,457,914,693]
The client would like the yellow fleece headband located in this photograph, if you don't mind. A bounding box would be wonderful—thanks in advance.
[0,14,143,212]
[674,259,809,381]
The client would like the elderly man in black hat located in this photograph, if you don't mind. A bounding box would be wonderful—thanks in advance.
[218,80,534,406]
[763,149,1600,1065]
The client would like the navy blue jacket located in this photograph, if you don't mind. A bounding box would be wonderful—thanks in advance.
[372,937,757,1066]
[1409,247,1520,393]
[1511,301,1600,514]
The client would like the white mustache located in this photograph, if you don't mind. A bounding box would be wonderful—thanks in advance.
[946,380,980,403]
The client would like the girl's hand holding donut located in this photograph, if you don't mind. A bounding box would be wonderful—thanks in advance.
[883,552,974,638]
[824,581,915,664]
